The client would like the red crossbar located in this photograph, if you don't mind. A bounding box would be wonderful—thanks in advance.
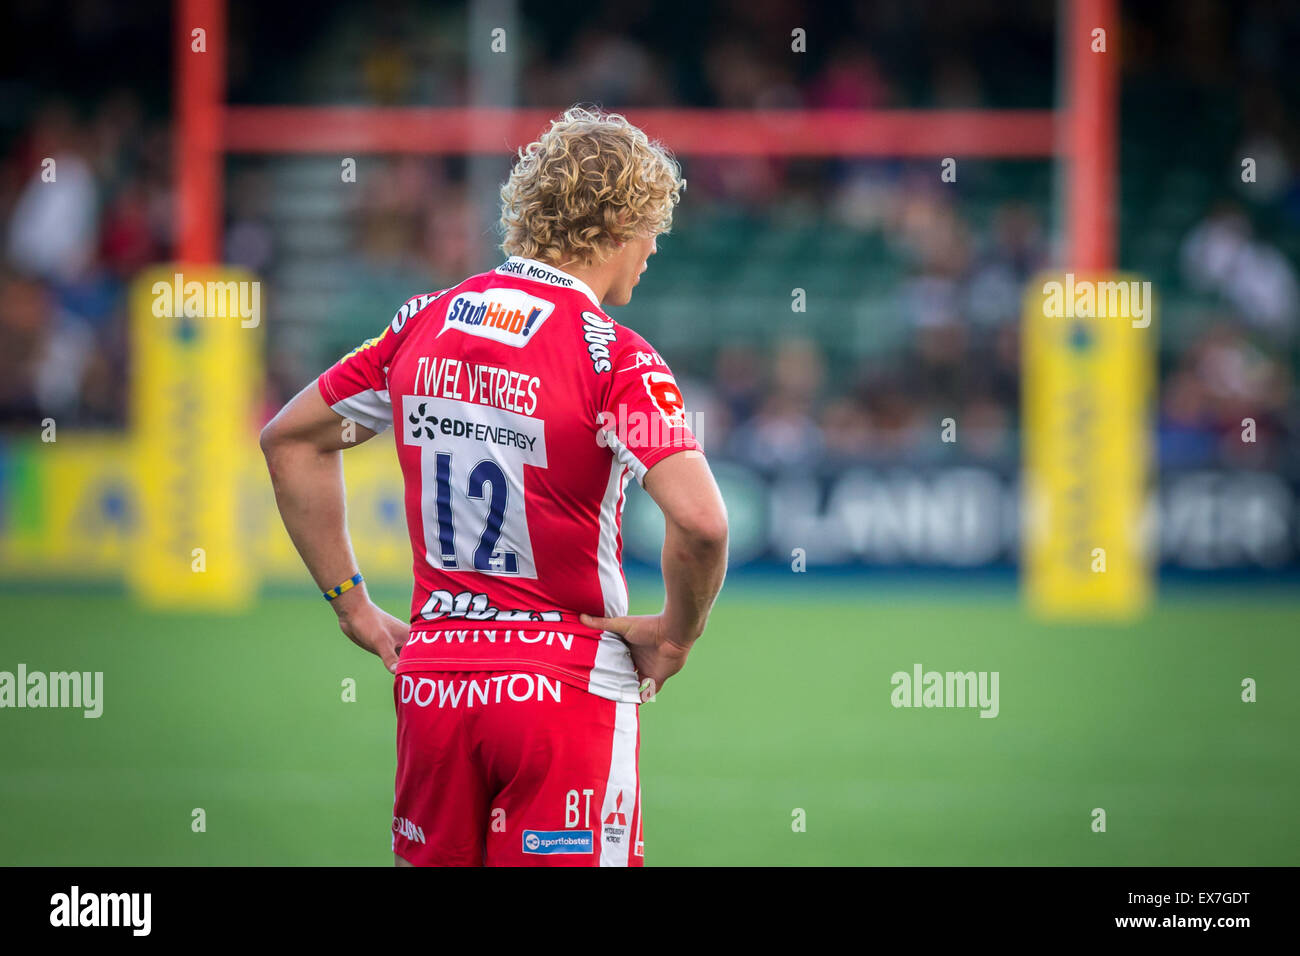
[177,0,1114,270]
[222,107,1057,158]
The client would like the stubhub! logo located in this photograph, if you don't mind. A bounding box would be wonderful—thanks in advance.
[522,830,594,855]
[440,289,555,348]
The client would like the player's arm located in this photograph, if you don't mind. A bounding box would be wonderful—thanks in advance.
[582,450,728,695]
[579,331,727,696]
[259,382,407,673]
[582,452,733,697]
[645,451,729,646]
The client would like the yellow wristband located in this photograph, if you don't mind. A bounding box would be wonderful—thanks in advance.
[323,573,363,601]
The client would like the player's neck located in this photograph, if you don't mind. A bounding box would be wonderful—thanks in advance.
[549,257,615,306]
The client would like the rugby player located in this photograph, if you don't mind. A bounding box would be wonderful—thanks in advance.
[260,107,729,866]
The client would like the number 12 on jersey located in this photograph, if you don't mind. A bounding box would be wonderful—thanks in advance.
[403,395,548,579]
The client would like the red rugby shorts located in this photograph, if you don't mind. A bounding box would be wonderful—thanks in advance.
[392,670,643,866]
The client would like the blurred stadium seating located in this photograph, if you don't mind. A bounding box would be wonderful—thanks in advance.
[1,0,1297,573]
[2,0,1299,872]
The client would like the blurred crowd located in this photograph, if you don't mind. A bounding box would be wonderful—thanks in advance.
[0,96,172,426]
[678,201,1298,472]
[1,0,1298,472]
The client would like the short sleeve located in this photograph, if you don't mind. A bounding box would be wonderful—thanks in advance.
[597,330,702,484]
[317,290,443,433]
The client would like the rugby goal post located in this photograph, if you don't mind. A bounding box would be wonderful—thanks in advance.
[162,0,1140,617]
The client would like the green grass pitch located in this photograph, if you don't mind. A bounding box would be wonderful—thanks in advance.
[1,579,1297,865]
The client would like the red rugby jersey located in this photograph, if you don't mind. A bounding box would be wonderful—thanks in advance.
[317,256,701,702]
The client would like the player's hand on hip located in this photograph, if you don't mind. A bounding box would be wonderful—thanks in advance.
[336,601,408,674]
[580,613,691,700]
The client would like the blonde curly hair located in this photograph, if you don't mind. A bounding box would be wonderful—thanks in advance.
[500,107,685,266]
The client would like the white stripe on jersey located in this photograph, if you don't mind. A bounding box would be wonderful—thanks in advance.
[598,700,639,867]
[602,428,651,486]
[597,457,629,618]
[330,389,391,434]
[589,457,640,702]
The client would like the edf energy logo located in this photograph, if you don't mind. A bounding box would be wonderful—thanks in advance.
[440,289,554,347]
[522,830,594,855]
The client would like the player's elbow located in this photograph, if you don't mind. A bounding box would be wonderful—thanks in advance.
[258,417,295,465]
[697,511,730,553]
[673,505,729,555]
[258,420,282,459]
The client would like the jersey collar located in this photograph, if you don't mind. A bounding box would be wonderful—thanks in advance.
[496,256,601,309]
